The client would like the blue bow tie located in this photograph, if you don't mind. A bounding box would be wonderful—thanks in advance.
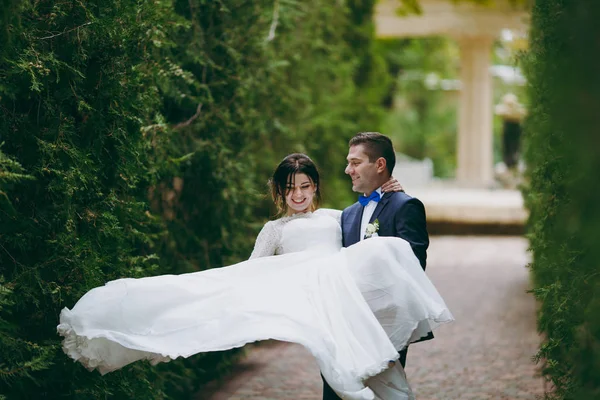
[358,191,381,206]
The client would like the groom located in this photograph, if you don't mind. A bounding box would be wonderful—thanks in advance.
[322,131,431,400]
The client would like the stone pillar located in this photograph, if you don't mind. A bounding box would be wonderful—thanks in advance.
[456,36,494,186]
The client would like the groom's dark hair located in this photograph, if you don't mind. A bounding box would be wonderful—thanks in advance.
[349,132,396,175]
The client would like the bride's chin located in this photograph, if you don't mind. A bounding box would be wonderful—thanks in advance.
[287,204,311,215]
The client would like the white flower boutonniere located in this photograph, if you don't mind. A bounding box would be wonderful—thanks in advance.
[364,219,380,239]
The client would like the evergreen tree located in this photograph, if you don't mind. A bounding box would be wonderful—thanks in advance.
[0,0,390,397]
[0,1,177,397]
[524,1,600,398]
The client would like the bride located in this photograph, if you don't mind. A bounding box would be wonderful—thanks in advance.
[58,153,453,400]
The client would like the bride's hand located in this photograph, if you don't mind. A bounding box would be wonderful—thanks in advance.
[382,177,404,193]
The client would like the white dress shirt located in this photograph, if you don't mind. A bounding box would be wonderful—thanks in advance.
[360,187,383,241]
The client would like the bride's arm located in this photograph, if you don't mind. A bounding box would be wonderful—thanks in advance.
[249,220,281,259]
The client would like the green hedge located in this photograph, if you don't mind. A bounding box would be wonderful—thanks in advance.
[377,37,459,178]
[0,0,387,398]
[0,1,178,398]
[524,1,600,399]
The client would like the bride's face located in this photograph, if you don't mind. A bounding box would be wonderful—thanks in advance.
[285,173,316,215]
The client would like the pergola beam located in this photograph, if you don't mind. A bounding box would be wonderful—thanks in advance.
[376,0,528,38]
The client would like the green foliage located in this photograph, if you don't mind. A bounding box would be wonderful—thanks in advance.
[1,0,386,398]
[0,0,177,397]
[377,37,459,177]
[523,1,600,398]
[150,0,384,272]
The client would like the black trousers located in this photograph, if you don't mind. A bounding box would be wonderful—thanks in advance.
[321,348,408,400]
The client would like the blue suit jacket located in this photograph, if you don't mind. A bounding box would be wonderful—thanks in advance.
[341,191,433,344]
[341,191,429,269]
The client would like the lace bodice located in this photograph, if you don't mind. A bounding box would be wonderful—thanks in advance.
[250,208,342,259]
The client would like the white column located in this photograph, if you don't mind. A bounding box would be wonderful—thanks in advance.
[457,36,494,186]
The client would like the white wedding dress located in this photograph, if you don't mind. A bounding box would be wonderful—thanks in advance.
[58,209,453,400]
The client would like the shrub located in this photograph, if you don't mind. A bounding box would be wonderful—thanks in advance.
[523,1,600,398]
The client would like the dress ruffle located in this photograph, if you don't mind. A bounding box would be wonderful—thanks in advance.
[57,214,453,399]
[57,310,172,375]
[57,316,397,400]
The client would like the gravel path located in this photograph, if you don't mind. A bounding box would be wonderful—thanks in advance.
[197,236,545,400]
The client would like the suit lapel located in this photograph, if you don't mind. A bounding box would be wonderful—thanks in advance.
[349,205,364,245]
[370,192,392,224]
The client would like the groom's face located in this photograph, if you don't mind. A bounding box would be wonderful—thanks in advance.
[345,144,379,194]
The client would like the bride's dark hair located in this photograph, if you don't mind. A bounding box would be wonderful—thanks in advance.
[270,153,321,214]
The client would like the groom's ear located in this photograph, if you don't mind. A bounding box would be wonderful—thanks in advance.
[375,157,387,174]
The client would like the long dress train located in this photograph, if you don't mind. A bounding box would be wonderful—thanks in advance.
[58,209,453,400]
